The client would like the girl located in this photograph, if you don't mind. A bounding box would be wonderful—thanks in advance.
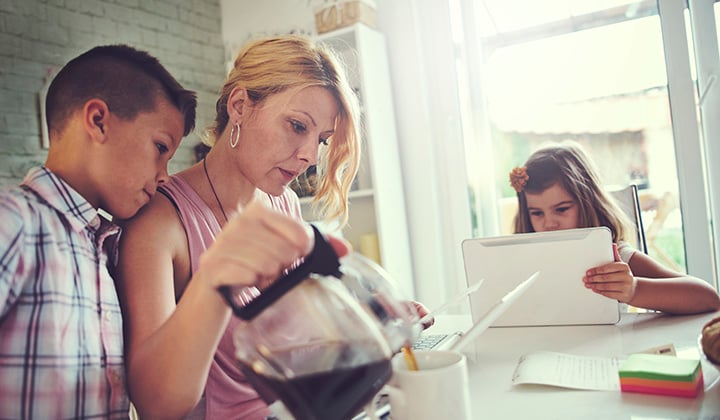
[510,141,720,315]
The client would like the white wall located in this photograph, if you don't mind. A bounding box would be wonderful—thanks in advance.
[220,0,315,53]
[375,0,473,310]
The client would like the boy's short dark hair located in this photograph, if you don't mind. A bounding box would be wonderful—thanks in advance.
[45,44,197,137]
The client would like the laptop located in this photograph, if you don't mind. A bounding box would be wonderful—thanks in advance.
[355,273,539,420]
[412,325,466,351]
[462,227,620,328]
[412,272,539,351]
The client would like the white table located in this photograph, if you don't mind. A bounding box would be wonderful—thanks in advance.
[429,311,720,419]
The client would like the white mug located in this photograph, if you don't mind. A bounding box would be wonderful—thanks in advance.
[365,350,472,420]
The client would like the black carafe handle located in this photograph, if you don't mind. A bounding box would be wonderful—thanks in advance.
[219,225,342,320]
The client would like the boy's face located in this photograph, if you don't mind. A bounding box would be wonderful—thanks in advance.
[96,97,185,219]
[525,183,580,232]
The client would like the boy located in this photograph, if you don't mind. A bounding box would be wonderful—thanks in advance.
[0,45,197,418]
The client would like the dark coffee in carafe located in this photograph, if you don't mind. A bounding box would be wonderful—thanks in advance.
[241,355,391,420]
[239,341,392,420]
[226,227,420,420]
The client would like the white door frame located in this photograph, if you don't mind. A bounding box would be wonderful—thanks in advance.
[658,0,718,285]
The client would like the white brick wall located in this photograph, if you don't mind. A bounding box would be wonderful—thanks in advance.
[0,0,226,185]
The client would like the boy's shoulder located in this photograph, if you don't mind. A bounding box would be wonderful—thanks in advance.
[2,167,54,211]
[0,178,53,243]
[0,166,90,234]
[0,181,42,220]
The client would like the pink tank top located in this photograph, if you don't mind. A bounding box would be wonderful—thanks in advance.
[159,175,303,420]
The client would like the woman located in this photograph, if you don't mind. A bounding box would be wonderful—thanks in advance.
[510,140,720,315]
[115,35,362,419]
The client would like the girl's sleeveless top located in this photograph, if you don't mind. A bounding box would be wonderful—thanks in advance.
[617,241,637,264]
[159,175,303,420]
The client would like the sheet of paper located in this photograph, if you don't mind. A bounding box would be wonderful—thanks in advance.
[512,351,622,391]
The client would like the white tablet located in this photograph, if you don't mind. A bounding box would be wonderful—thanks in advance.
[462,227,620,327]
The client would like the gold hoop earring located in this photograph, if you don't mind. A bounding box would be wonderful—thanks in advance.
[230,122,240,148]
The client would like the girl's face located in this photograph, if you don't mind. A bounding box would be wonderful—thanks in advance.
[235,86,338,196]
[524,183,580,232]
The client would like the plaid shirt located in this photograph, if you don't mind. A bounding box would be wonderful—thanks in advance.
[0,167,129,419]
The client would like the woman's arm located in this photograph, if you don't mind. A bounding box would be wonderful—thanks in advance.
[115,198,313,419]
[115,195,227,418]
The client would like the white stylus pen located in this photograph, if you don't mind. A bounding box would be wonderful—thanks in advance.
[451,271,541,352]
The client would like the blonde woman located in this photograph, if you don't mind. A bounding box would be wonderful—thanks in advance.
[116,35,362,419]
[510,141,720,315]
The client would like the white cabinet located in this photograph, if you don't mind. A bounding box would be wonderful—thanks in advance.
[301,23,415,296]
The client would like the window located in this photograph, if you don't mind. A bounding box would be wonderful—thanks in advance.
[457,0,718,284]
[378,0,719,307]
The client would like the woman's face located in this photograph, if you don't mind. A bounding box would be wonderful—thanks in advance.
[524,183,580,232]
[235,86,338,196]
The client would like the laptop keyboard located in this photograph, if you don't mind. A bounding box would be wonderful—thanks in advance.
[352,394,390,420]
[412,333,449,351]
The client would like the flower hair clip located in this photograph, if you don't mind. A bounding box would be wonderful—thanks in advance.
[509,166,529,192]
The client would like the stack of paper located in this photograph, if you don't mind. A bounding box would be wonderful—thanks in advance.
[618,354,703,398]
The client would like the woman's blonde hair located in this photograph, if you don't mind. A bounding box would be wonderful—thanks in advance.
[206,35,361,227]
[513,140,631,243]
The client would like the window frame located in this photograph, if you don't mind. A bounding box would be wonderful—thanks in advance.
[658,0,718,285]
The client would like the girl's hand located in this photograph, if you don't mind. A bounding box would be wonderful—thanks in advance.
[582,243,637,303]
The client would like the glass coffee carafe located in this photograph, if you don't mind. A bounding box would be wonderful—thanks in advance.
[220,226,421,420]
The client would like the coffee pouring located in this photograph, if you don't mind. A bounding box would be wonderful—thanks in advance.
[220,226,421,420]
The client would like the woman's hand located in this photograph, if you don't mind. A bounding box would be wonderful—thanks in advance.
[582,243,637,303]
[196,200,314,290]
[195,200,351,292]
[412,301,435,329]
